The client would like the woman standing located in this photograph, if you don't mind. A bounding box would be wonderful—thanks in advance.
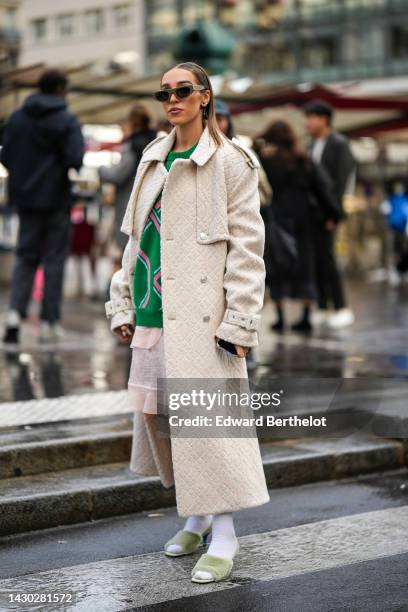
[105,62,269,583]
[256,120,341,332]
[99,104,156,268]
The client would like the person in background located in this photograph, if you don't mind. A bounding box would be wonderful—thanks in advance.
[1,69,84,344]
[303,99,355,329]
[380,178,408,286]
[214,99,234,139]
[156,119,175,136]
[99,104,156,271]
[215,99,272,214]
[257,120,341,332]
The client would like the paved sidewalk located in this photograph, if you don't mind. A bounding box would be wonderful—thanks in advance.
[0,391,128,428]
[1,280,407,405]
[1,505,407,610]
[1,279,406,432]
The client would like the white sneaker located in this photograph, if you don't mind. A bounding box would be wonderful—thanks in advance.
[50,323,67,340]
[6,309,21,327]
[388,269,401,287]
[311,309,329,327]
[39,322,67,342]
[326,308,355,329]
[367,268,389,283]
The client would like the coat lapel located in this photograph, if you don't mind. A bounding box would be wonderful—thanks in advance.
[121,124,219,238]
[134,162,167,241]
[190,125,219,166]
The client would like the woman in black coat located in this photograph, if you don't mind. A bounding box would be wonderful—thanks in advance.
[256,120,342,332]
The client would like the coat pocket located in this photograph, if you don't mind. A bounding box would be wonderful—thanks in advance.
[196,230,229,245]
[196,191,229,244]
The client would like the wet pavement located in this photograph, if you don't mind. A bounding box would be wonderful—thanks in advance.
[1,467,407,577]
[0,294,131,402]
[257,279,408,379]
[1,468,407,611]
[0,279,407,610]
[0,278,407,404]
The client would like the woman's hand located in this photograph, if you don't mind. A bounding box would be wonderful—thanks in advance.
[114,324,134,344]
[215,336,249,358]
[324,219,337,231]
[235,345,250,358]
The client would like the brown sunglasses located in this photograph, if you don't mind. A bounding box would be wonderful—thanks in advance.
[153,84,206,103]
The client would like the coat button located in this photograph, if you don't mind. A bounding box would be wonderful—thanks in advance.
[203,315,210,322]
[200,231,207,240]
[200,275,207,283]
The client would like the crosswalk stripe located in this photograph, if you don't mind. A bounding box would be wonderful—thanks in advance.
[0,391,128,428]
[0,505,407,610]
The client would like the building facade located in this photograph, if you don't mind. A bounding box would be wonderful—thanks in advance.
[146,0,408,82]
[0,0,20,70]
[18,0,145,74]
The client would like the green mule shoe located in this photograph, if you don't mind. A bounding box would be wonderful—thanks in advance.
[164,526,211,557]
[191,542,240,583]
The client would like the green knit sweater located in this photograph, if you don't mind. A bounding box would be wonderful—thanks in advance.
[133,142,198,327]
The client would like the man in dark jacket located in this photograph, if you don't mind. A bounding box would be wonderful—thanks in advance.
[1,69,84,344]
[304,99,356,329]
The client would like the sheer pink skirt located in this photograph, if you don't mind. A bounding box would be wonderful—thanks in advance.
[128,326,165,415]
[128,325,174,486]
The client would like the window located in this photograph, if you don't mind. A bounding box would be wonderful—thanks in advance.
[301,36,337,68]
[391,24,408,59]
[57,14,75,38]
[240,39,296,75]
[147,0,178,33]
[84,9,105,34]
[113,4,133,28]
[31,18,47,41]
[5,8,17,29]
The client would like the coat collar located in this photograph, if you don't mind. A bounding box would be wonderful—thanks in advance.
[141,124,220,167]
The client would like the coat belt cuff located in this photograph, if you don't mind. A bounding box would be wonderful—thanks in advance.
[105,297,134,318]
[224,308,260,331]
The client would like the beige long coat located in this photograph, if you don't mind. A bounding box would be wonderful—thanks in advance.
[105,125,270,516]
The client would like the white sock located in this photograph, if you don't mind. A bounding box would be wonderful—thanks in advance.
[193,513,239,581]
[166,514,212,555]
[184,514,213,535]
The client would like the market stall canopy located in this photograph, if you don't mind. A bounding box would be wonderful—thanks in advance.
[0,63,162,126]
[1,63,408,141]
